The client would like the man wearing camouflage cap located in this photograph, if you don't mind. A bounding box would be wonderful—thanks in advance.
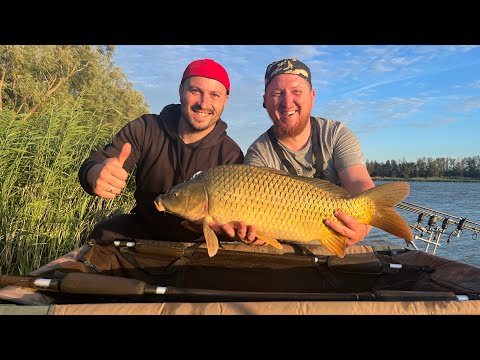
[216,58,375,248]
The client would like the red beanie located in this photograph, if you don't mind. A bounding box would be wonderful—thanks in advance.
[181,59,230,95]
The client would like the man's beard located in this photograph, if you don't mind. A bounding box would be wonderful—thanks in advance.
[272,115,310,139]
[185,116,211,131]
[182,106,216,132]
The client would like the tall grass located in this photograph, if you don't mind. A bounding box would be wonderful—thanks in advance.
[0,99,136,275]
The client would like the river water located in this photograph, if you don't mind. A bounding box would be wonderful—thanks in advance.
[367,181,480,267]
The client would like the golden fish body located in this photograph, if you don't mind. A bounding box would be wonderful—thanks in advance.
[154,164,413,257]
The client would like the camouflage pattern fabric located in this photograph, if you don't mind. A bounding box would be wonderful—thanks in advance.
[264,58,312,88]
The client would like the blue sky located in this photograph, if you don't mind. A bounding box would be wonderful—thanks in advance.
[113,45,480,163]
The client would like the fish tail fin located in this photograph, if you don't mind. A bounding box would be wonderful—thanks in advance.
[363,182,414,242]
[318,232,347,258]
[203,217,219,257]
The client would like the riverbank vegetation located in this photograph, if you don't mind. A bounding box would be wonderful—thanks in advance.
[372,176,480,182]
[0,46,145,275]
[366,158,480,180]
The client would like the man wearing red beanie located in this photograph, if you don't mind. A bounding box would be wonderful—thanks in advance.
[78,58,243,243]
[182,59,230,95]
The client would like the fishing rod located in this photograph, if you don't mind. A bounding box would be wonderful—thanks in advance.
[395,200,480,254]
[1,272,476,301]
[0,272,375,301]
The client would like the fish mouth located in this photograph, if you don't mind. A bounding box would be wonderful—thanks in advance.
[154,197,165,212]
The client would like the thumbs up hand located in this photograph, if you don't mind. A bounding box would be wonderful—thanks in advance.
[90,143,132,199]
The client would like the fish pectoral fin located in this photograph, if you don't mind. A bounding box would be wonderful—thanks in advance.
[256,234,283,249]
[203,217,219,257]
[318,232,347,258]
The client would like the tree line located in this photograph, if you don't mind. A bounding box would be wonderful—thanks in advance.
[366,156,480,179]
[0,45,149,122]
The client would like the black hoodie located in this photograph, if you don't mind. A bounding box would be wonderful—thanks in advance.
[78,104,244,227]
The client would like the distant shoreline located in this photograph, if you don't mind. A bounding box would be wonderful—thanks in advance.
[372,177,480,183]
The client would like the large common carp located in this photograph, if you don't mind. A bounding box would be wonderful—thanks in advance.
[154,164,413,257]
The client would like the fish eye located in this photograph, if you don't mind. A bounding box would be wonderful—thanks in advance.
[172,192,178,197]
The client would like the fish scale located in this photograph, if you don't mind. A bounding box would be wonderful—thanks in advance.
[212,166,336,240]
[155,164,414,257]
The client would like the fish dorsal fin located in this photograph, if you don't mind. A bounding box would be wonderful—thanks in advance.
[256,166,350,198]
[254,165,291,176]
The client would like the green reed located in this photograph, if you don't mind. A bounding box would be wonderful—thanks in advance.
[0,99,136,275]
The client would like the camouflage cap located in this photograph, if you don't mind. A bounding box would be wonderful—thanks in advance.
[264,58,312,89]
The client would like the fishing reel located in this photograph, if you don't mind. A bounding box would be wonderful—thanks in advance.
[408,213,472,254]
[397,201,480,254]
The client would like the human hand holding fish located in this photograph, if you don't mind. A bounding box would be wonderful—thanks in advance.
[210,221,266,246]
[324,210,372,246]
[90,143,131,199]
[181,220,265,246]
